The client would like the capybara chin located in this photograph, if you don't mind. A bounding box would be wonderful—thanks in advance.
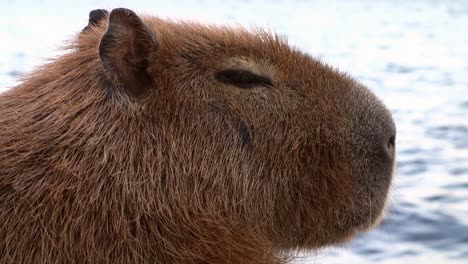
[0,8,396,264]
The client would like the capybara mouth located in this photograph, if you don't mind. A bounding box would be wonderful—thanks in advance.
[347,159,395,235]
[358,193,391,230]
[323,181,392,246]
[347,157,395,237]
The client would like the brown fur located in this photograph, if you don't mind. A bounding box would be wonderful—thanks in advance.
[0,8,396,263]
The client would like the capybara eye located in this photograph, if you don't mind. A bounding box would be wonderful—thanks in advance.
[215,69,273,89]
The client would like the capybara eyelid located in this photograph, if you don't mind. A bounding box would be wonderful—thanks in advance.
[215,69,273,89]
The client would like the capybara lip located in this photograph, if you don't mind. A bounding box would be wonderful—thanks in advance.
[355,197,390,233]
[0,7,396,263]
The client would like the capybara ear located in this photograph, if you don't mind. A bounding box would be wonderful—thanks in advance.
[99,8,157,98]
[82,9,109,32]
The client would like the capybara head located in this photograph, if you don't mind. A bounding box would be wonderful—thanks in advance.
[0,8,396,263]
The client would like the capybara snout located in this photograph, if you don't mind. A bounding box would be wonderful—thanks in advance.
[0,8,396,263]
[340,83,396,231]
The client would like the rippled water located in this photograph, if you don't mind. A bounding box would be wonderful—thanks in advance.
[1,1,467,263]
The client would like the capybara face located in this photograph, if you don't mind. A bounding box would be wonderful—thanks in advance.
[0,8,396,263]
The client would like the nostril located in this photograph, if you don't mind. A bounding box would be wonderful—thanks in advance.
[388,135,395,149]
[386,135,396,158]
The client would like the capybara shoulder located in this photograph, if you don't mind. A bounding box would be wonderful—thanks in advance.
[0,8,396,263]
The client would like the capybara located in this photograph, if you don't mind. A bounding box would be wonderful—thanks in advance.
[0,8,396,264]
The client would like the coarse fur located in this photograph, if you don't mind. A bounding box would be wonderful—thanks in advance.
[0,8,396,263]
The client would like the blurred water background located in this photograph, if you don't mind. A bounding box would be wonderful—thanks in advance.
[1,1,467,263]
